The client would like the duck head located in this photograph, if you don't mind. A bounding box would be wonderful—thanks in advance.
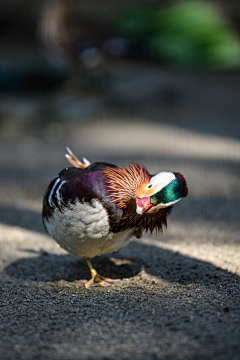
[135,171,188,215]
[104,164,188,215]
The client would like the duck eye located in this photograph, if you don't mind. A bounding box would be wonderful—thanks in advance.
[148,184,152,189]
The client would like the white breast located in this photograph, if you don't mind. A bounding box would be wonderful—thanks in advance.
[43,199,135,258]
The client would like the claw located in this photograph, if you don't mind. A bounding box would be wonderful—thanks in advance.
[84,274,121,288]
[84,257,121,289]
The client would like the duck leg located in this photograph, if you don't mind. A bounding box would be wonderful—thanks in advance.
[84,257,121,288]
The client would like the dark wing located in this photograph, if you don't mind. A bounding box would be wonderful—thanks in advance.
[42,162,124,233]
[58,162,118,181]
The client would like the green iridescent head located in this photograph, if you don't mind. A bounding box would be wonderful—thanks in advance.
[136,171,188,215]
[150,172,188,206]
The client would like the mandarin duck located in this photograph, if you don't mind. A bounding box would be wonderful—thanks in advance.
[42,148,188,288]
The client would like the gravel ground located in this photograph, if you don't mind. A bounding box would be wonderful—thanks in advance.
[0,66,240,360]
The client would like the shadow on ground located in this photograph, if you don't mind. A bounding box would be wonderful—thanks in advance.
[4,253,140,283]
[4,241,239,289]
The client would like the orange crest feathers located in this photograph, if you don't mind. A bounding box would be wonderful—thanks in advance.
[103,163,151,208]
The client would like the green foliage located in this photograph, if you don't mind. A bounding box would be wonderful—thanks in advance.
[115,1,240,68]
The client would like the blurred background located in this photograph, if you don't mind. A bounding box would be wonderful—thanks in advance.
[0,0,240,250]
[1,3,240,359]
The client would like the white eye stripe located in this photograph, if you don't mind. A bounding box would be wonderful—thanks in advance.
[149,172,175,193]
